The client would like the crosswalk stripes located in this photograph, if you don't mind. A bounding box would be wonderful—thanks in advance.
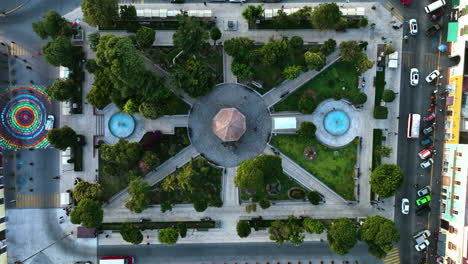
[16,194,60,208]
[424,53,439,71]
[384,247,400,264]
[386,1,404,22]
[402,52,415,68]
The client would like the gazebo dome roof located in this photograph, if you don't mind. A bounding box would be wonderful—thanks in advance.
[212,108,246,142]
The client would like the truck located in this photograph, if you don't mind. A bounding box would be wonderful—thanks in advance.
[425,23,441,36]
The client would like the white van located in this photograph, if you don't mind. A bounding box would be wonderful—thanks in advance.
[425,0,446,13]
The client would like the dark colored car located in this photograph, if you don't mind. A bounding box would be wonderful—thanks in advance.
[416,205,431,216]
[171,0,185,3]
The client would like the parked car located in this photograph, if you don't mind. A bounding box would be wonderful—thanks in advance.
[420,136,433,146]
[401,0,411,5]
[420,158,434,169]
[170,0,185,3]
[410,68,419,86]
[45,115,54,130]
[423,126,433,135]
[408,19,418,35]
[423,113,436,122]
[402,198,410,214]
[416,195,431,206]
[425,23,441,36]
[414,229,431,251]
[425,70,440,83]
[418,148,432,159]
[417,186,431,197]
[416,205,431,216]
[415,240,430,251]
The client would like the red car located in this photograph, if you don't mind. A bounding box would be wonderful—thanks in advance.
[401,0,412,5]
[424,113,436,122]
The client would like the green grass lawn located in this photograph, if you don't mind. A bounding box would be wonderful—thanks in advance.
[240,172,307,201]
[374,71,386,106]
[271,135,357,200]
[274,61,359,112]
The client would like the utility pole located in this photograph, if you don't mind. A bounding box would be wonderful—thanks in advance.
[15,233,72,264]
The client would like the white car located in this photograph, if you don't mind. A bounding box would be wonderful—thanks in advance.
[410,68,419,86]
[425,70,440,83]
[415,240,430,251]
[401,198,410,214]
[45,115,55,130]
[420,158,434,169]
[417,186,431,197]
[409,19,418,35]
[414,230,431,251]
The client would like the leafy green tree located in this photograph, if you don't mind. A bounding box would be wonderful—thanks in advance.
[231,61,254,81]
[135,26,155,49]
[304,51,326,71]
[237,220,252,238]
[121,223,143,245]
[88,32,101,51]
[307,191,322,205]
[298,122,316,138]
[245,203,257,213]
[321,39,337,56]
[242,4,264,24]
[70,199,103,228]
[81,0,119,29]
[177,223,188,238]
[377,146,393,158]
[254,155,282,184]
[259,198,271,209]
[73,181,103,202]
[289,36,304,49]
[87,86,111,109]
[382,90,396,102]
[339,41,362,62]
[235,159,264,190]
[303,218,325,234]
[42,36,75,67]
[374,106,388,119]
[193,200,208,212]
[142,151,160,171]
[370,164,404,197]
[120,5,137,21]
[125,177,152,213]
[100,139,143,168]
[327,218,358,255]
[85,59,99,73]
[210,27,222,45]
[272,9,291,30]
[224,37,255,63]
[310,3,342,30]
[260,38,289,66]
[138,101,163,119]
[360,215,400,259]
[46,78,77,102]
[47,126,78,150]
[123,98,140,114]
[173,56,215,97]
[383,44,395,55]
[268,216,305,246]
[32,10,73,39]
[158,228,179,245]
[355,53,373,73]
[348,91,367,105]
[173,16,208,55]
[283,65,302,80]
[299,94,317,114]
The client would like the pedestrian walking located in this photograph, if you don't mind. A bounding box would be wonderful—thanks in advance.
[203,1,206,5]
[29,162,34,166]
[53,176,60,179]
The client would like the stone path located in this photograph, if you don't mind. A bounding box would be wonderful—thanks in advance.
[223,49,237,83]
[222,167,239,206]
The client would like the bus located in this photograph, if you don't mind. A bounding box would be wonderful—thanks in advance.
[407,113,421,139]
[100,256,134,264]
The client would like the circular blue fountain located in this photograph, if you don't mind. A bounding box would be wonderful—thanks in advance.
[323,110,350,136]
[109,112,135,139]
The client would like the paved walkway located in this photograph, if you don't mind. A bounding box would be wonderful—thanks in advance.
[223,48,237,83]
[105,145,200,208]
[222,167,239,206]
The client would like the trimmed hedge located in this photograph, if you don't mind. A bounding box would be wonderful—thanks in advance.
[373,106,388,119]
[101,220,216,231]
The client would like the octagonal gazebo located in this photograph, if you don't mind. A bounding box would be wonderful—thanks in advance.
[212,107,246,142]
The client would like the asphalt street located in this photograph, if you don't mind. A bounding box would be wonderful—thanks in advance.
[389,0,449,264]
[98,242,382,264]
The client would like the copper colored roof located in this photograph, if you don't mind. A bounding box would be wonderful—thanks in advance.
[212,108,246,142]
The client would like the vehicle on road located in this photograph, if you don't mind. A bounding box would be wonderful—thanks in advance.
[402,198,410,214]
[416,205,431,216]
[423,113,436,122]
[420,158,434,169]
[420,136,433,146]
[417,186,431,197]
[425,70,440,83]
[425,23,441,36]
[100,256,133,264]
[413,229,431,251]
[401,0,411,5]
[408,19,418,35]
[407,114,421,138]
[75,262,92,264]
[170,0,185,3]
[424,0,446,13]
[229,0,246,2]
[416,195,431,206]
[418,149,432,159]
[410,68,419,86]
[415,240,430,251]
[45,115,54,130]
[423,126,433,135]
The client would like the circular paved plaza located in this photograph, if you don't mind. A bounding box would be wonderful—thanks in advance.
[189,84,272,168]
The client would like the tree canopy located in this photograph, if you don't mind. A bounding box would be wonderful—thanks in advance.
[73,181,103,202]
[321,39,337,56]
[370,164,404,197]
[327,218,358,255]
[303,218,325,234]
[310,3,342,30]
[100,139,143,168]
[70,198,103,228]
[259,38,289,66]
[242,5,264,24]
[172,56,215,97]
[237,220,252,238]
[173,16,208,55]
[339,41,373,73]
[298,122,316,138]
[47,126,78,150]
[360,215,400,259]
[121,223,143,244]
[289,36,304,49]
[210,27,222,45]
[383,90,396,102]
[224,37,255,63]
[268,216,305,246]
[135,26,155,49]
[283,65,302,80]
[125,177,153,213]
[158,228,179,245]
[235,159,264,191]
[46,78,78,102]
[42,36,75,68]
[305,51,326,71]
[81,0,119,29]
[307,191,322,205]
[232,61,254,81]
[32,10,73,39]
